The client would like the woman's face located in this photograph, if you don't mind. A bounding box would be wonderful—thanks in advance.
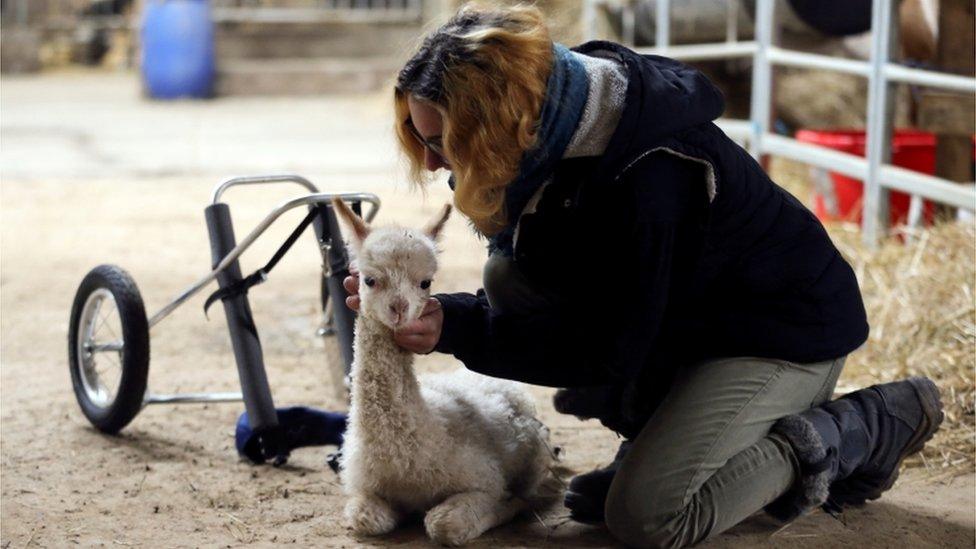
[407,94,451,172]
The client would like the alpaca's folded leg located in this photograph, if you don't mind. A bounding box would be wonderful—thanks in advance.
[424,491,525,546]
[345,493,401,536]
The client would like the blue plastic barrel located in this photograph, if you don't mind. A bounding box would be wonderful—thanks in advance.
[140,0,215,99]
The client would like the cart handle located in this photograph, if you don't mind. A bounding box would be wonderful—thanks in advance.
[147,191,381,329]
[210,174,380,222]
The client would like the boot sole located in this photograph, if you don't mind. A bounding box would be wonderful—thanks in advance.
[833,377,944,506]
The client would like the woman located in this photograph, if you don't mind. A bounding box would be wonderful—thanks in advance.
[343,5,943,547]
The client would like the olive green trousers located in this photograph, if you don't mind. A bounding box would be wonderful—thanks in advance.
[603,355,845,548]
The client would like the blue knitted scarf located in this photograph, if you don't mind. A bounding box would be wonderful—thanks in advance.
[448,44,590,257]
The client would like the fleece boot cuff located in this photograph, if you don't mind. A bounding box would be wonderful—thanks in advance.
[765,414,834,521]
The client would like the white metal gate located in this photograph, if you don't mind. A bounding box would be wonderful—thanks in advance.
[583,0,976,244]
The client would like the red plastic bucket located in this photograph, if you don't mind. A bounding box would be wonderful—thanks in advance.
[795,129,936,225]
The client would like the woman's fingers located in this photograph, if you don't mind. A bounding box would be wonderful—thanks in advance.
[395,334,436,354]
[397,299,442,334]
[395,333,437,354]
[343,274,359,294]
[393,298,442,354]
[342,273,361,311]
[420,297,441,316]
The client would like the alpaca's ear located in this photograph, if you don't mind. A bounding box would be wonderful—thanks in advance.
[422,203,452,241]
[331,198,370,250]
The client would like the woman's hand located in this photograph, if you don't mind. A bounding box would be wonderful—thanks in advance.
[394,299,443,354]
[343,269,444,354]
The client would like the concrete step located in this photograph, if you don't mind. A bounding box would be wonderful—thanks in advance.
[216,57,401,95]
[215,20,422,60]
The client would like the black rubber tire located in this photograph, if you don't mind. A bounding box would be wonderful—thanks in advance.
[68,265,150,434]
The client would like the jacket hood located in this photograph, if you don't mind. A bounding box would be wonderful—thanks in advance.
[574,41,726,172]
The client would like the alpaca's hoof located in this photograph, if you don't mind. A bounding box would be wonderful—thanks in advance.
[345,496,398,536]
[424,505,481,546]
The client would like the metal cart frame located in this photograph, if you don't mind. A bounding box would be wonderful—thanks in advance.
[69,174,379,458]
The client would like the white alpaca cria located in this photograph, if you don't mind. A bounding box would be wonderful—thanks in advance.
[331,198,558,546]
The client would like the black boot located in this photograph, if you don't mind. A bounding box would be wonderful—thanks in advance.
[564,440,632,524]
[767,377,943,521]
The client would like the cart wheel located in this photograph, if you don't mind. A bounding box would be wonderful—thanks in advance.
[68,265,150,434]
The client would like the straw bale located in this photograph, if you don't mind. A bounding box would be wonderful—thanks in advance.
[829,220,976,474]
[772,158,974,473]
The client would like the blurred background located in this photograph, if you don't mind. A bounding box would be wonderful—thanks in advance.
[1,0,972,196]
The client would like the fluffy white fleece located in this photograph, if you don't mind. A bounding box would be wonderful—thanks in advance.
[337,211,558,546]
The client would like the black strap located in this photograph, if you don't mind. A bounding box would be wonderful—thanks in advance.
[204,206,321,317]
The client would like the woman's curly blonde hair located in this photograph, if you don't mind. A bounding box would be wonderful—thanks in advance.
[394,3,553,236]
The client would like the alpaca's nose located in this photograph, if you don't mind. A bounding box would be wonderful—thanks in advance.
[389,299,407,323]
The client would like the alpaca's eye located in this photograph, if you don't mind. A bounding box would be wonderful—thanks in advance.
[420,280,431,290]
[363,276,376,288]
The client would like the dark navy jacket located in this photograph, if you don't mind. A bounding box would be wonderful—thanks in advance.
[433,42,869,428]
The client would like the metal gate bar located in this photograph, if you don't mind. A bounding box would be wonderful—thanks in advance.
[582,0,976,245]
[863,0,898,243]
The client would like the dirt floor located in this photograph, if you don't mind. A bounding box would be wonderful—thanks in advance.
[1,72,974,548]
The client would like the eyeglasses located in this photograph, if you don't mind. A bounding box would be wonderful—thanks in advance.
[405,118,446,160]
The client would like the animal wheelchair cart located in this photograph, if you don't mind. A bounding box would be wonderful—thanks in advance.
[67,175,379,462]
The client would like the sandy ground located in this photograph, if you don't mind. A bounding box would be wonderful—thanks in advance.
[1,71,973,548]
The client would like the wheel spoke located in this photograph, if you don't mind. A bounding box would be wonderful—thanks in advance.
[93,354,111,373]
[84,357,99,379]
[103,319,120,342]
[93,358,108,378]
[91,298,109,335]
[85,293,123,403]
[84,332,123,390]
[102,351,122,376]
[98,309,121,342]
[92,354,121,399]
[95,311,110,334]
